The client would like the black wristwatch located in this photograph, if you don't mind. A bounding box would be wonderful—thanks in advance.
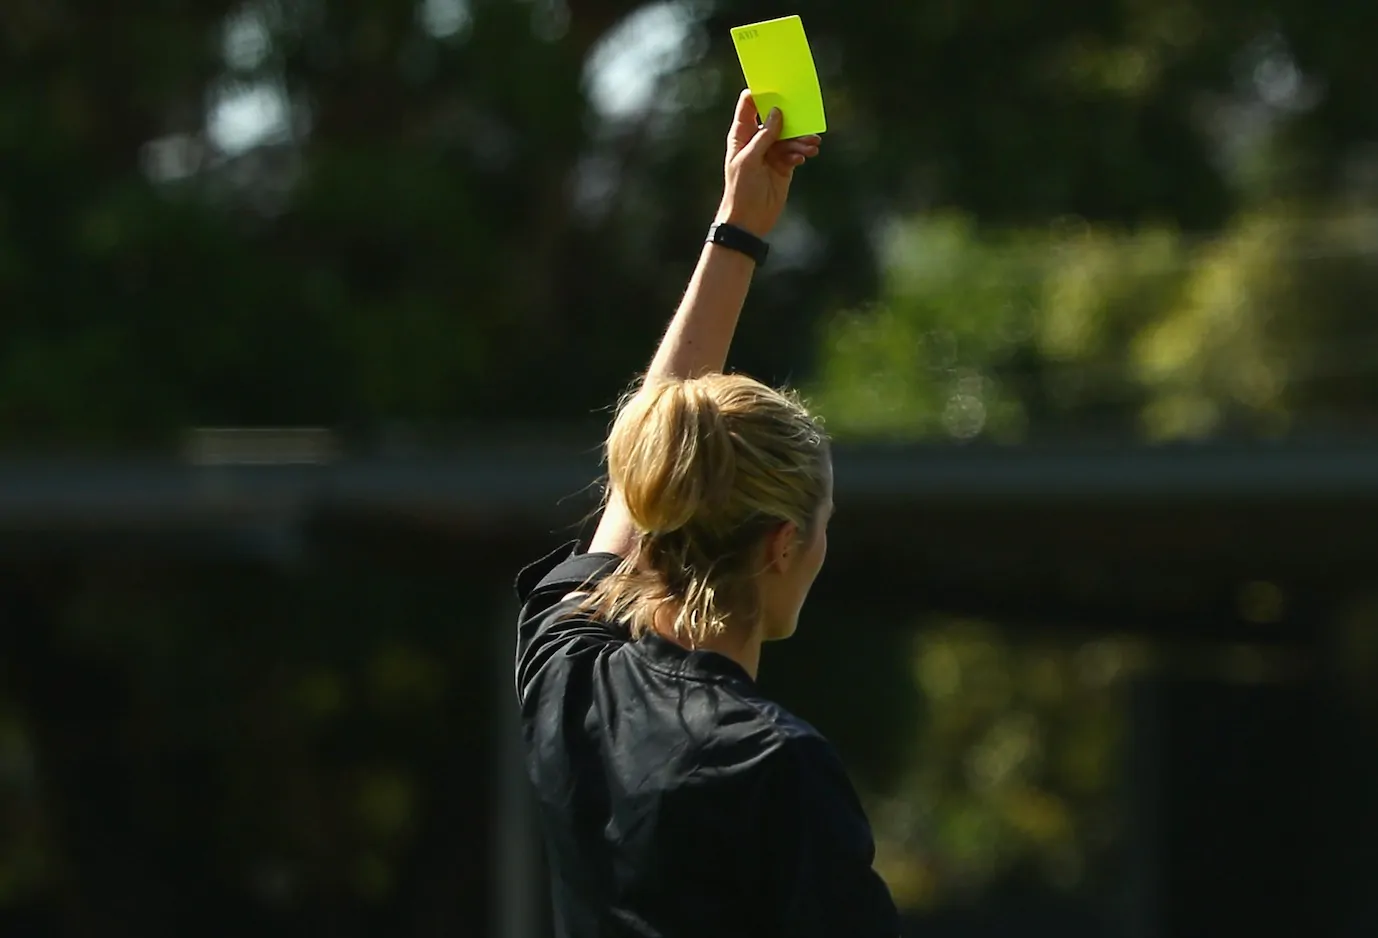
[707,222,769,266]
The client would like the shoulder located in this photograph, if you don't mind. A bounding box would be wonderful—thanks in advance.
[699,690,847,794]
[705,719,877,883]
[701,681,834,767]
[734,690,828,745]
[757,726,853,794]
[731,714,869,835]
[513,541,627,705]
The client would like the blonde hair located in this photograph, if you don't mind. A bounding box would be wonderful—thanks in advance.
[581,372,830,645]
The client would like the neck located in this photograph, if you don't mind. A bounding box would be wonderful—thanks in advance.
[651,605,763,680]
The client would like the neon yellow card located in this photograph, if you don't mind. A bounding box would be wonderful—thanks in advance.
[730,15,826,139]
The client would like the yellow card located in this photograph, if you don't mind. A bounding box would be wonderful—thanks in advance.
[730,15,826,139]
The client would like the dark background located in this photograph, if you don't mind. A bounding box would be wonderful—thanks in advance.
[2,1,1377,935]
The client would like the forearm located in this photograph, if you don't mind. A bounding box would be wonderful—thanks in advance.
[646,236,757,380]
[589,230,757,557]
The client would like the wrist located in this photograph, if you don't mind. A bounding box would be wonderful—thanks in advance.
[706,221,769,267]
[714,201,770,238]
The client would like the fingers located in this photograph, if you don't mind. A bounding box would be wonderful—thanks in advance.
[733,88,758,124]
[777,138,822,158]
[739,106,784,162]
[728,89,824,167]
[764,136,822,172]
[728,89,761,154]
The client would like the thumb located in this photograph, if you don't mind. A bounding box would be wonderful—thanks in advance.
[739,107,783,161]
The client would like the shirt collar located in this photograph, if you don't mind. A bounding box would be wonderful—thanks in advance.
[633,631,756,686]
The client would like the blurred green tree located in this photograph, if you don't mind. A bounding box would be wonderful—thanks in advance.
[810,202,1378,443]
[4,0,1378,443]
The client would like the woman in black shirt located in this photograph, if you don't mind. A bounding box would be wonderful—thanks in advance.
[515,91,900,938]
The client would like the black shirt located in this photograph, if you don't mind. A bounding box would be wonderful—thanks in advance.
[514,542,901,938]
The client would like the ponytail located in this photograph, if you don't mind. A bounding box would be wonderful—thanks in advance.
[580,373,828,645]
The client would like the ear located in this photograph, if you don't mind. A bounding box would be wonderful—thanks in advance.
[763,520,800,574]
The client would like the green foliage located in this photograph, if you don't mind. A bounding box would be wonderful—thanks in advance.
[812,204,1378,442]
[865,621,1144,908]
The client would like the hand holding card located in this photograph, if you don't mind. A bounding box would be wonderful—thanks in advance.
[730,15,827,139]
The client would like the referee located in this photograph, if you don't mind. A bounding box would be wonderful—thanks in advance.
[515,91,900,938]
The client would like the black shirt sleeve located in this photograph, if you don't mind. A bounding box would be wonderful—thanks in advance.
[513,541,625,707]
[756,735,901,938]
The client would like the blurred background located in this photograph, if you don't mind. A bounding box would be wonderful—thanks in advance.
[2,1,1378,936]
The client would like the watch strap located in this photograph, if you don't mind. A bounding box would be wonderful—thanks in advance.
[707,222,769,265]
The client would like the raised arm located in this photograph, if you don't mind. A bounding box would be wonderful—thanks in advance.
[588,91,822,557]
